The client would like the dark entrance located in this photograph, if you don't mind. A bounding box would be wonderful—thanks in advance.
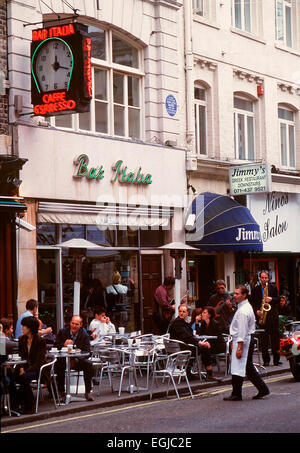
[141,254,162,333]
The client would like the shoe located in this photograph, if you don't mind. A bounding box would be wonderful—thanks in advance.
[273,361,282,366]
[263,362,270,367]
[223,395,242,401]
[252,389,270,399]
[85,392,94,401]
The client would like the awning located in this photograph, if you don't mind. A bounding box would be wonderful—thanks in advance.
[0,197,27,214]
[185,192,263,252]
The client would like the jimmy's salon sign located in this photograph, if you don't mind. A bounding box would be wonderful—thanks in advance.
[229,163,271,196]
[73,154,152,185]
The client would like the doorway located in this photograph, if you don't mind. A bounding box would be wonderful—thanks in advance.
[141,254,162,333]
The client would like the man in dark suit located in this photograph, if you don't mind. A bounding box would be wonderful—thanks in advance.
[55,315,94,401]
[250,270,281,366]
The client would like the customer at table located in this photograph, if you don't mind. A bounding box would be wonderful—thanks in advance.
[190,308,203,335]
[54,315,94,401]
[89,306,116,340]
[10,316,47,414]
[0,317,18,354]
[169,304,218,380]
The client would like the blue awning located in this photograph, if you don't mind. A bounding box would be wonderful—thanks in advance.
[186,192,263,252]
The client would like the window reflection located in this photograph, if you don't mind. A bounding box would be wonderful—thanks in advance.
[112,34,139,68]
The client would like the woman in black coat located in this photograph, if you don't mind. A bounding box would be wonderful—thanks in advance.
[10,316,46,414]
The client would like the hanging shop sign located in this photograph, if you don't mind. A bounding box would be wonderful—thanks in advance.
[73,155,153,185]
[31,23,92,116]
[229,163,272,196]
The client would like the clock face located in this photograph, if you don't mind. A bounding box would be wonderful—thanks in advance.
[33,38,74,93]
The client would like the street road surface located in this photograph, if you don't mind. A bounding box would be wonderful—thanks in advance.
[2,373,299,435]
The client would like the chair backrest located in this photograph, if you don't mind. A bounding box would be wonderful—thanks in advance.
[99,347,123,365]
[166,351,191,373]
[163,338,185,355]
[38,356,57,381]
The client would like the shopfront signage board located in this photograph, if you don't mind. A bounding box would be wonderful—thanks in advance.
[229,163,272,196]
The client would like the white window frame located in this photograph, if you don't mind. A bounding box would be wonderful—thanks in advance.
[275,0,292,48]
[233,96,255,161]
[193,0,204,16]
[194,85,207,156]
[50,27,144,140]
[278,106,296,169]
[232,0,252,33]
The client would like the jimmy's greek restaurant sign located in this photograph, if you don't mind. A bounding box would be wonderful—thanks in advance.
[229,163,271,196]
[73,154,152,185]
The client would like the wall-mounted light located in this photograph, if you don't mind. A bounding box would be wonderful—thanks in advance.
[188,184,198,195]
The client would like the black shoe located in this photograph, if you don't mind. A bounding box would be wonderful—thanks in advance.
[263,362,270,367]
[273,361,282,366]
[85,392,94,401]
[223,395,242,401]
[252,389,270,399]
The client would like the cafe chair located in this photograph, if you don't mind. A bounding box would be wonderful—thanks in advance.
[30,356,60,413]
[213,334,232,377]
[134,346,158,390]
[97,348,125,396]
[163,338,205,382]
[118,348,140,396]
[149,350,194,400]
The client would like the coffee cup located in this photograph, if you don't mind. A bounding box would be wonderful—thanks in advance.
[119,327,125,334]
[127,339,133,347]
[67,344,73,353]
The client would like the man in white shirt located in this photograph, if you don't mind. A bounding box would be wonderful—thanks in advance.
[224,285,270,401]
[89,307,116,340]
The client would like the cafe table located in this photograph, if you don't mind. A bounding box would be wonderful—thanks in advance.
[1,357,27,416]
[48,350,90,405]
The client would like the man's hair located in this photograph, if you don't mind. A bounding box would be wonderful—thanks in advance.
[94,306,106,316]
[163,276,175,287]
[0,317,13,332]
[259,270,269,277]
[21,316,40,335]
[236,285,249,297]
[216,279,226,287]
[25,299,39,311]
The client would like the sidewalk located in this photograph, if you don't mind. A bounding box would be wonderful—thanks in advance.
[1,361,291,429]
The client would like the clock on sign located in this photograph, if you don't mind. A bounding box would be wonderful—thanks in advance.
[31,23,92,117]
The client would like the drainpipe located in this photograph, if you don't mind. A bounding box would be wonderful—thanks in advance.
[184,0,194,149]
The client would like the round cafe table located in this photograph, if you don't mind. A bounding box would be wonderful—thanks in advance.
[48,350,90,405]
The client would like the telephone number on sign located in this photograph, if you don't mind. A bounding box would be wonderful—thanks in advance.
[232,187,266,194]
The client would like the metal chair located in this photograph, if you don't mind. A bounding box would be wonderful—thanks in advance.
[30,356,60,413]
[150,350,194,400]
[133,345,158,390]
[163,338,205,381]
[214,334,232,377]
[97,348,125,396]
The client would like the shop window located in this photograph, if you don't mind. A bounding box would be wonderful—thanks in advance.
[52,26,143,140]
[278,106,296,168]
[194,85,207,156]
[234,95,255,161]
[36,224,56,245]
[61,224,85,242]
[275,0,292,48]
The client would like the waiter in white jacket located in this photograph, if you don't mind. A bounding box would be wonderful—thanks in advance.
[224,285,270,401]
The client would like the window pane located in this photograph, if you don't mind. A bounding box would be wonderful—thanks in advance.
[238,113,246,159]
[114,105,125,136]
[288,124,295,167]
[129,108,140,139]
[280,123,287,166]
[112,35,139,68]
[95,101,108,133]
[37,224,56,245]
[194,87,206,101]
[55,114,73,128]
[199,104,207,155]
[79,111,90,131]
[276,1,284,41]
[234,0,242,29]
[247,116,254,160]
[95,69,107,101]
[234,97,253,112]
[88,25,106,60]
[244,0,251,32]
[128,76,140,107]
[113,73,124,104]
[285,5,292,47]
[278,108,293,121]
[61,225,85,241]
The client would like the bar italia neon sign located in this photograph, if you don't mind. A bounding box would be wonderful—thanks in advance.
[73,155,153,185]
[31,23,92,117]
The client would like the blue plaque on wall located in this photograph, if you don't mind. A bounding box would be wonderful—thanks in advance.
[165,94,177,117]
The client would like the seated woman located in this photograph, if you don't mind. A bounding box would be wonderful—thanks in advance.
[190,308,202,335]
[10,316,47,414]
[197,306,226,379]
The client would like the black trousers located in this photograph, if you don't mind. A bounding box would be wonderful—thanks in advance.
[261,320,280,365]
[231,336,269,398]
[55,357,93,394]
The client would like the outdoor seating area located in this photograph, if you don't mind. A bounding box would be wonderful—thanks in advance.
[1,331,236,419]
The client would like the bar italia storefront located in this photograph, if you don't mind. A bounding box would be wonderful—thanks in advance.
[17,124,186,334]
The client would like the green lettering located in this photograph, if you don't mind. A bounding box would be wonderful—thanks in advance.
[144,174,152,184]
[76,154,89,177]
[112,160,123,182]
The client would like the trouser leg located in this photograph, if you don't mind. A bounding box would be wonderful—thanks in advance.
[55,357,66,393]
[231,375,243,398]
[261,330,270,364]
[73,359,93,394]
[246,337,269,393]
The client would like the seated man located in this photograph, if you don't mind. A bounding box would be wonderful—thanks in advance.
[54,315,94,401]
[89,306,116,340]
[0,317,18,354]
[169,304,218,381]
